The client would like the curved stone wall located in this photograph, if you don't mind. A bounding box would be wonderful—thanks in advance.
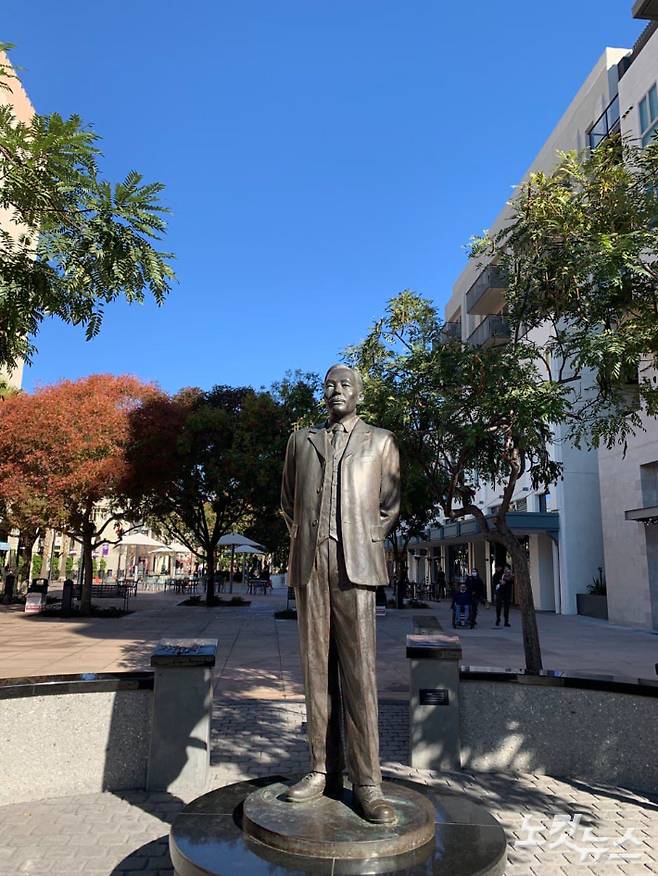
[459,669,658,794]
[0,673,154,806]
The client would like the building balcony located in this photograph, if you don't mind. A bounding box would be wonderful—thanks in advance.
[633,0,658,20]
[467,314,511,348]
[465,264,506,315]
[438,320,462,342]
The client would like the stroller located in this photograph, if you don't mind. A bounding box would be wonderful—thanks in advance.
[451,584,474,629]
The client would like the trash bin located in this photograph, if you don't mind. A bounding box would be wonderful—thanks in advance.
[3,572,15,602]
[61,579,74,616]
[29,578,49,596]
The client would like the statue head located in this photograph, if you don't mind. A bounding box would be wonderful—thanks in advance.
[323,364,364,423]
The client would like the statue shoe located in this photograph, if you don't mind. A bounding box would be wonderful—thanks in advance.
[353,784,396,824]
[285,771,343,802]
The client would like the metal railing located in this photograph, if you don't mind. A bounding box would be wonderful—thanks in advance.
[588,94,621,150]
[465,264,506,314]
[466,314,511,348]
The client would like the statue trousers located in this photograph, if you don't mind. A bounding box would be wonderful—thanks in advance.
[295,537,381,787]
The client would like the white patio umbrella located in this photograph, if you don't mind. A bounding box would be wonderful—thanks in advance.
[218,533,265,592]
[148,542,193,576]
[149,542,191,555]
[117,532,168,548]
[115,532,168,580]
[218,533,264,548]
[234,545,267,587]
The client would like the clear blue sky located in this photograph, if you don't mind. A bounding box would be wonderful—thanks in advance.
[5,1,644,394]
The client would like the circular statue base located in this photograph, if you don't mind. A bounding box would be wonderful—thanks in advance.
[169,776,507,876]
[243,780,435,859]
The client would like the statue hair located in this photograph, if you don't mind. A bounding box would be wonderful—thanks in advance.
[324,364,364,393]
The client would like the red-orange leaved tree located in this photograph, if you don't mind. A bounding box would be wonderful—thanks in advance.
[0,374,158,614]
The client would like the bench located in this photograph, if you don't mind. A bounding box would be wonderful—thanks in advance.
[74,583,131,610]
[247,577,271,595]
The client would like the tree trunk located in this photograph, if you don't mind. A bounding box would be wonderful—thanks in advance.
[497,524,543,672]
[390,536,404,609]
[41,528,55,580]
[205,548,216,606]
[17,532,38,592]
[398,554,410,609]
[79,530,94,616]
[58,533,69,581]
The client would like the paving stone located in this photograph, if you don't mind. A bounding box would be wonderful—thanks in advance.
[0,700,655,876]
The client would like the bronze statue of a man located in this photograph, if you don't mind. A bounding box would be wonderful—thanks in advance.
[281,364,400,823]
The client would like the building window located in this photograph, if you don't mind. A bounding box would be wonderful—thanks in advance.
[588,94,620,149]
[639,84,658,146]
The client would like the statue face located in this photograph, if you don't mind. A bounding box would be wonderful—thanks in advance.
[324,366,361,421]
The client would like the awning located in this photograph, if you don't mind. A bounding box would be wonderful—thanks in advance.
[426,511,560,545]
[625,505,658,523]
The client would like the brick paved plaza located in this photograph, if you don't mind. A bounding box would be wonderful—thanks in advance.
[0,698,656,875]
[1,587,656,689]
[1,589,657,874]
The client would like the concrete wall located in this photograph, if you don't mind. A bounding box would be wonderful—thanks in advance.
[598,422,658,629]
[618,22,658,143]
[553,430,605,615]
[459,679,658,794]
[529,534,555,611]
[0,687,152,806]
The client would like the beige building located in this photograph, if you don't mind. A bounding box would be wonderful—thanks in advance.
[0,50,35,391]
[0,54,34,571]
[415,3,658,630]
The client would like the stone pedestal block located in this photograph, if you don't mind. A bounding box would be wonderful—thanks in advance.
[147,638,217,796]
[407,630,462,772]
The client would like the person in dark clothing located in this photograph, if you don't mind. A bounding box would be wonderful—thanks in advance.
[495,565,513,627]
[435,565,447,601]
[464,568,485,626]
[451,583,472,627]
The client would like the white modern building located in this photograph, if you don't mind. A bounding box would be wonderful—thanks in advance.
[412,3,658,629]
[596,0,658,630]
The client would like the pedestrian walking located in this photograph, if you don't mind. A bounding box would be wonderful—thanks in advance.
[435,564,447,600]
[495,564,513,627]
[465,567,485,626]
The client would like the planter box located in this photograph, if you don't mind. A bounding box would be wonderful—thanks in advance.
[576,593,608,620]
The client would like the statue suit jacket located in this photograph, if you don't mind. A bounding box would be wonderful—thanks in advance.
[281,417,400,588]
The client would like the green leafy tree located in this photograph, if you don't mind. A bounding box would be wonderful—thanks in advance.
[351,291,568,671]
[0,44,174,372]
[470,135,658,448]
[127,385,286,603]
[249,371,322,565]
[352,370,440,605]
[126,374,321,601]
